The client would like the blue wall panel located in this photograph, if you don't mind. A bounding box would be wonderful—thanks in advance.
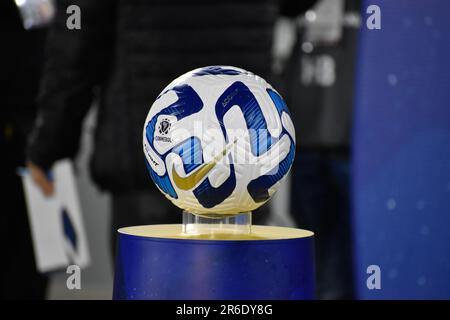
[353,0,450,299]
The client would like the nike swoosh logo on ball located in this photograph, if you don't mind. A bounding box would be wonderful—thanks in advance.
[172,138,237,190]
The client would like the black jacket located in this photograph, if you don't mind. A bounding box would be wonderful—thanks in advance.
[27,0,313,193]
[1,0,47,163]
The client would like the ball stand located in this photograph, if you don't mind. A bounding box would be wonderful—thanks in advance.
[113,211,315,300]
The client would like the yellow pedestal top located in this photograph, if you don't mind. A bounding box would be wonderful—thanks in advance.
[118,224,314,241]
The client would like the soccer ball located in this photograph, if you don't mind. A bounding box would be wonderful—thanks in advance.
[143,66,296,215]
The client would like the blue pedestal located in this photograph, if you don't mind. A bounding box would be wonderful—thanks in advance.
[113,225,315,300]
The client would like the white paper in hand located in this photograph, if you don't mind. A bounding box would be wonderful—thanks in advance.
[21,160,90,273]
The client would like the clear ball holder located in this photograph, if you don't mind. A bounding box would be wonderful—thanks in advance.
[113,211,315,300]
[182,211,252,238]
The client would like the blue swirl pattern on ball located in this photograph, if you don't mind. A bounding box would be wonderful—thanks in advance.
[145,84,204,198]
[216,81,273,156]
[171,137,204,174]
[192,66,243,76]
[193,157,237,208]
[215,82,295,203]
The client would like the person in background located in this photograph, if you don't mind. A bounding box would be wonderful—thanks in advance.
[0,0,49,299]
[26,0,316,259]
[283,0,361,299]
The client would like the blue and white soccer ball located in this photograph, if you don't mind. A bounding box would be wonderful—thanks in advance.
[143,66,296,215]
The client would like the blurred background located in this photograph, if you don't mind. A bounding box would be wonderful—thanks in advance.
[1,0,449,300]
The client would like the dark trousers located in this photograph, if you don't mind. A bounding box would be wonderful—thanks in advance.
[290,150,354,299]
[1,133,48,300]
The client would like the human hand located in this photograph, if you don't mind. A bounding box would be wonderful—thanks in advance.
[27,161,54,196]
